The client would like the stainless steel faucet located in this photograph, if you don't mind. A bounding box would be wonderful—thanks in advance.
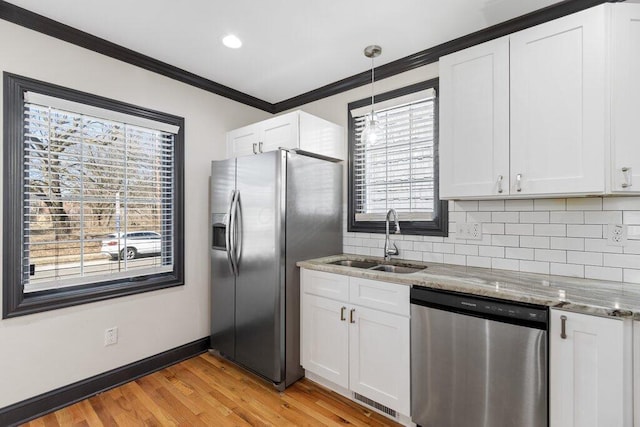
[384,208,401,261]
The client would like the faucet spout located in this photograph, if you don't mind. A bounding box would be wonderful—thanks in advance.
[384,209,400,261]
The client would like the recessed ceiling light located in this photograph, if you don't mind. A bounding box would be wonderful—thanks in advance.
[222,34,242,49]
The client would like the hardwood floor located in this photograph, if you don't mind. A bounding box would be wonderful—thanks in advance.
[22,353,400,426]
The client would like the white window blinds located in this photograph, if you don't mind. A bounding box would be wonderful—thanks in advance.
[23,98,176,292]
[352,90,436,221]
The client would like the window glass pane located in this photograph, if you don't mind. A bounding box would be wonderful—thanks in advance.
[353,96,435,221]
[23,102,175,293]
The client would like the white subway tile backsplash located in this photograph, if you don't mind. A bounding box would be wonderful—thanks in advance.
[584,211,623,225]
[533,224,566,237]
[567,224,603,238]
[342,196,640,284]
[505,223,534,235]
[455,244,479,256]
[534,199,566,211]
[444,254,466,265]
[584,238,623,253]
[623,211,640,224]
[506,247,535,260]
[603,197,640,210]
[505,199,534,211]
[520,212,550,224]
[623,269,640,284]
[467,256,492,268]
[567,198,602,211]
[423,252,444,263]
[535,249,567,263]
[550,237,584,251]
[520,260,550,274]
[433,243,455,253]
[492,235,520,247]
[483,223,505,235]
[413,242,434,252]
[550,211,584,224]
[585,266,623,282]
[454,201,479,212]
[550,263,584,278]
[492,258,520,271]
[479,200,505,211]
[567,251,603,266]
[603,253,640,269]
[520,236,550,249]
[479,246,505,258]
[492,212,519,223]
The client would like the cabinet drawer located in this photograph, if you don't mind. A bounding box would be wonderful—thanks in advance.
[348,277,409,316]
[301,269,349,301]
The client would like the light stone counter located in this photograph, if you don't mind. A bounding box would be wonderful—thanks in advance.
[297,254,640,319]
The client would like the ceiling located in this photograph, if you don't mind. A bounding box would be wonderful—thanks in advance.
[5,0,562,104]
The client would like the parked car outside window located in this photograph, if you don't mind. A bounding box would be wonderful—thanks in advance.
[101,231,161,260]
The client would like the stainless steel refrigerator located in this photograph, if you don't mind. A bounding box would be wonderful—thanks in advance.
[210,149,342,389]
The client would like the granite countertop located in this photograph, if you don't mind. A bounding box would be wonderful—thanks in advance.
[297,254,640,320]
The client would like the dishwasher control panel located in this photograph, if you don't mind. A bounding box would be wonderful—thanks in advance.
[411,286,548,328]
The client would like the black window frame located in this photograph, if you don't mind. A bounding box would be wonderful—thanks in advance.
[2,73,185,318]
[347,79,448,236]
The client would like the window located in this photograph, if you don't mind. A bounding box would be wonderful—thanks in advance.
[3,73,184,318]
[348,79,447,235]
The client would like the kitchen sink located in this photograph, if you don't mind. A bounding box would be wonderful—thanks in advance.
[329,259,427,274]
[369,264,424,274]
[329,260,379,269]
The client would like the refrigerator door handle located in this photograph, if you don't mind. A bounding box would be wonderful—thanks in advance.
[233,190,243,272]
[226,190,237,276]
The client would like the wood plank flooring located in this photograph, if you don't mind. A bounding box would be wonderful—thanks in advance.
[22,353,400,426]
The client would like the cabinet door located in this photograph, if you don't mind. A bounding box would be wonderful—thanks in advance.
[510,6,606,196]
[349,305,410,416]
[259,112,299,153]
[550,310,627,427]
[227,126,259,158]
[301,294,349,388]
[439,36,510,199]
[611,4,640,194]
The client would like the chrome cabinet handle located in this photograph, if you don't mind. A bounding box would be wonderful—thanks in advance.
[497,175,504,194]
[349,308,356,324]
[340,306,346,321]
[252,143,257,154]
[560,315,567,339]
[622,167,632,188]
[516,173,522,192]
[259,142,263,153]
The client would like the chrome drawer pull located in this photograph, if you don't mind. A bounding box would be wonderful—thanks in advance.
[340,306,346,321]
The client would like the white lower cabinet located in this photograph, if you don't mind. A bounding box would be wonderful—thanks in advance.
[300,269,410,420]
[550,309,633,427]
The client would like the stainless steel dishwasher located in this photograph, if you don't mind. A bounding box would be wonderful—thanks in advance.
[411,286,548,427]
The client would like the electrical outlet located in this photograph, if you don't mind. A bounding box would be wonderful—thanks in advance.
[104,327,118,346]
[607,224,628,247]
[456,222,483,240]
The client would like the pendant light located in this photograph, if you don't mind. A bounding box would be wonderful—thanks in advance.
[361,45,383,146]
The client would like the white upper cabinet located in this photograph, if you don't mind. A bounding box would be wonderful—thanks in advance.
[226,110,344,160]
[610,4,640,194]
[439,37,510,199]
[510,6,606,196]
[438,4,640,199]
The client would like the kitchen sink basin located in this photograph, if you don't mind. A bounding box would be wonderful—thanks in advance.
[329,259,427,274]
[329,260,379,269]
[369,264,425,274]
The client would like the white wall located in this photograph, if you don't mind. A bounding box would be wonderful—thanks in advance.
[0,20,269,407]
[297,63,640,285]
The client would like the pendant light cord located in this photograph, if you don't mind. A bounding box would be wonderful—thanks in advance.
[370,56,375,117]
